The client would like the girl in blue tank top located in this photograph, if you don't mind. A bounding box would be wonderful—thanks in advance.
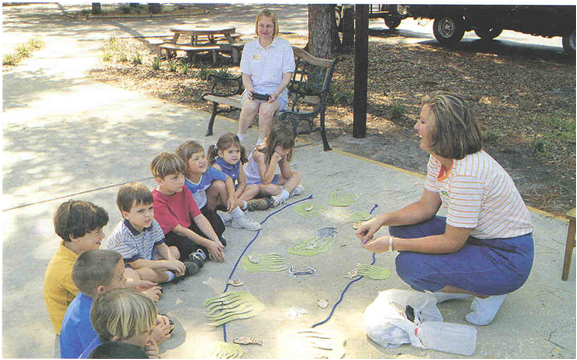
[208,133,262,211]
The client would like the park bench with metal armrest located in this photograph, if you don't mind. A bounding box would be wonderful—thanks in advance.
[201,46,337,151]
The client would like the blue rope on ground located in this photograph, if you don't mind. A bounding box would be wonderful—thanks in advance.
[311,204,379,329]
[221,194,314,342]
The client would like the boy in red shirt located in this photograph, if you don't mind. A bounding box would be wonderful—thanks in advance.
[151,152,226,262]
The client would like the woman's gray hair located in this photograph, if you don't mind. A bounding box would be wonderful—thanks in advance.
[421,91,482,160]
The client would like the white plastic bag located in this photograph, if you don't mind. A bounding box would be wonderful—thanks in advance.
[364,289,443,349]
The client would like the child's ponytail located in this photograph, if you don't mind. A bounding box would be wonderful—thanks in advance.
[207,144,219,166]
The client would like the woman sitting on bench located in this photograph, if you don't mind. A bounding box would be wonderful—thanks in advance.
[236,9,295,146]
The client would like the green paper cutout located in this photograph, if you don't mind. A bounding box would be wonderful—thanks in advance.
[356,263,392,280]
[241,253,288,272]
[288,235,337,256]
[294,203,326,218]
[211,342,244,359]
[204,291,265,327]
[343,212,372,223]
[329,189,360,207]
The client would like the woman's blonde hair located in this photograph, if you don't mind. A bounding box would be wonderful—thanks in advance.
[256,124,295,164]
[421,91,482,160]
[255,9,279,37]
[91,288,157,342]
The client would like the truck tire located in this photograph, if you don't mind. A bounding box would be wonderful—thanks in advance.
[385,18,401,30]
[433,15,465,45]
[563,30,575,55]
[474,27,503,40]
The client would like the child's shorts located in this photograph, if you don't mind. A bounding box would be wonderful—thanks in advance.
[246,174,280,186]
[391,216,534,296]
[241,91,288,111]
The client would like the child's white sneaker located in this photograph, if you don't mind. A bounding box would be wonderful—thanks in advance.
[271,195,285,208]
[232,212,262,231]
[290,184,304,197]
[218,211,232,225]
[465,294,507,326]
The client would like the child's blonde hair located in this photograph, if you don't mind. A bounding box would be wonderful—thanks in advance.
[91,288,157,343]
[150,152,185,179]
[116,182,153,214]
[256,125,295,164]
[207,133,247,166]
[175,140,205,171]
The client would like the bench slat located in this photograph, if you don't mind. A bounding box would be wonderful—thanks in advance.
[160,43,220,51]
[204,94,243,108]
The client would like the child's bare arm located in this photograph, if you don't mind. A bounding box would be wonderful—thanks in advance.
[236,163,247,197]
[278,154,294,179]
[224,176,237,211]
[256,151,281,184]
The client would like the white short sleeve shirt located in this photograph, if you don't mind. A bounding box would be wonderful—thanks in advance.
[240,37,295,104]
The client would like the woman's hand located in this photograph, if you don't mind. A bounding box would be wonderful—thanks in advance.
[355,217,383,244]
[227,198,235,212]
[360,236,391,254]
[267,91,278,103]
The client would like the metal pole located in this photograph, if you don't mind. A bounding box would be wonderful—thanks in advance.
[353,4,368,138]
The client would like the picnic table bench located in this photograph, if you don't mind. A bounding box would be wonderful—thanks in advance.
[201,46,337,151]
[160,25,244,63]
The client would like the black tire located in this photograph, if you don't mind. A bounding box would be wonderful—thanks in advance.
[385,18,401,30]
[391,5,409,17]
[474,27,503,40]
[433,15,465,45]
[563,30,575,55]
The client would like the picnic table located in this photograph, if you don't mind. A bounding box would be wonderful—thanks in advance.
[161,25,244,63]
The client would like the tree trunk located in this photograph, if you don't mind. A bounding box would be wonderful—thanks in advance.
[91,3,101,15]
[342,5,355,46]
[306,4,341,58]
[148,3,161,14]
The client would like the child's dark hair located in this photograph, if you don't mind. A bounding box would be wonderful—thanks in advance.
[256,125,295,164]
[207,133,247,165]
[175,140,204,171]
[150,152,185,179]
[88,341,149,359]
[72,249,123,297]
[116,183,153,214]
[54,200,109,242]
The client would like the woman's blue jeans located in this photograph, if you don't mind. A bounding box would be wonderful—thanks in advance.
[391,216,534,296]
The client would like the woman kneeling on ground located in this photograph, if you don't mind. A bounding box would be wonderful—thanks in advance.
[356,91,534,326]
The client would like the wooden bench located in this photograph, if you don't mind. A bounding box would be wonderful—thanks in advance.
[160,43,221,63]
[201,46,337,151]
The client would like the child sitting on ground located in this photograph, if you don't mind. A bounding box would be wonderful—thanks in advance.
[176,140,261,231]
[82,288,160,358]
[107,182,203,285]
[244,125,304,207]
[88,341,148,359]
[60,250,171,358]
[209,133,271,213]
[44,200,109,337]
[151,152,225,262]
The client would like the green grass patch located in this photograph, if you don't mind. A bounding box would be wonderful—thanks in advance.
[3,36,45,66]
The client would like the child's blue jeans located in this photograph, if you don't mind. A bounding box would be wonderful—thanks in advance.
[391,216,534,296]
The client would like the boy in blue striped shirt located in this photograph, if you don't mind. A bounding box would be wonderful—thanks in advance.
[107,182,204,285]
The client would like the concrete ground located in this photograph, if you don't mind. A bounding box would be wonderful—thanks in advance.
[3,3,575,359]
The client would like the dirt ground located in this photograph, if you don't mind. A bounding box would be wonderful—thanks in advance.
[82,31,576,216]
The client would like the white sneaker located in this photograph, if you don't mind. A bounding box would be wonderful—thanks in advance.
[218,211,232,225]
[290,184,304,197]
[271,195,285,208]
[466,294,507,326]
[231,212,262,231]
